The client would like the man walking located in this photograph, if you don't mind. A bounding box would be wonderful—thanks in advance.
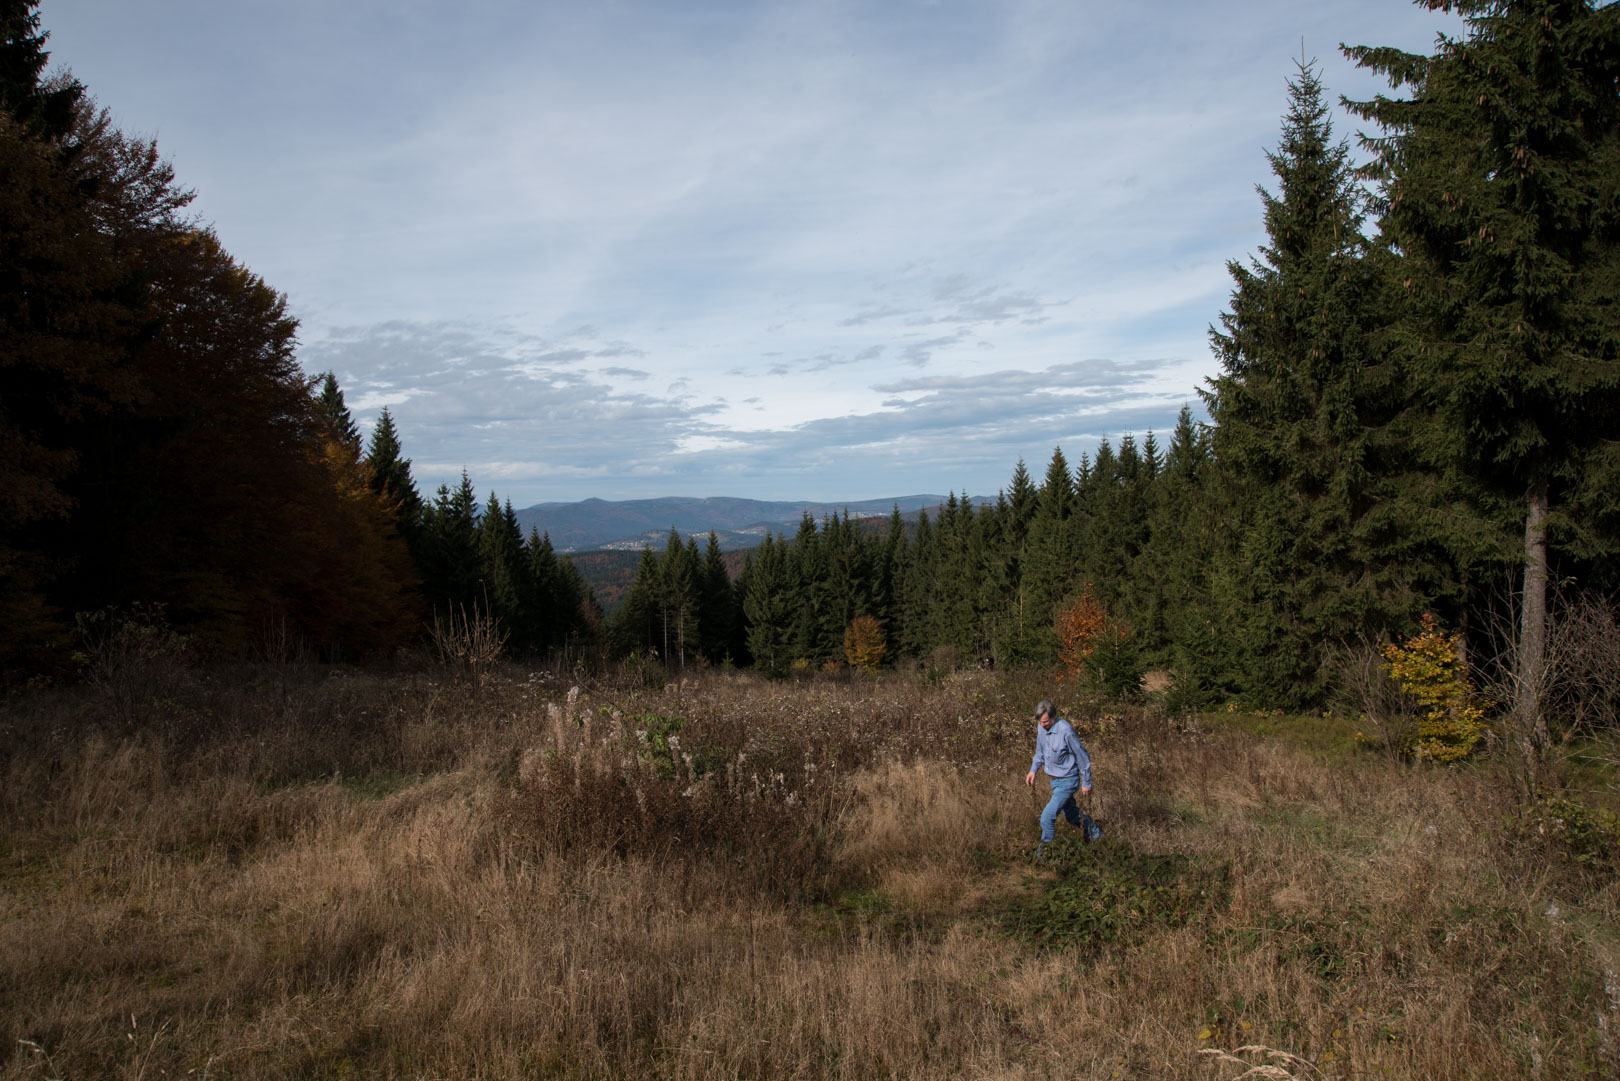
[1024,699,1098,856]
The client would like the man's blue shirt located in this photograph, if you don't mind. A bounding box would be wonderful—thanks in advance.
[1030,718,1093,787]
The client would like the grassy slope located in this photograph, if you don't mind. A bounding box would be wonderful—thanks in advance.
[1,666,1615,1080]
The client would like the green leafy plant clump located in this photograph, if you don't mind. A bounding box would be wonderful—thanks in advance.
[998,840,1232,953]
[1525,796,1620,872]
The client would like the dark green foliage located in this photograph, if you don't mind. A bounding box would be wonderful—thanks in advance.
[896,508,936,658]
[0,1,79,141]
[988,462,1045,667]
[364,407,423,550]
[525,527,591,656]
[420,473,481,617]
[1347,1,1620,526]
[608,529,739,669]
[1523,795,1620,873]
[1017,449,1080,663]
[698,532,736,663]
[1348,0,1620,750]
[929,494,984,655]
[477,493,525,639]
[998,840,1232,953]
[1205,58,1426,707]
[0,10,431,669]
[742,534,793,675]
[316,371,362,453]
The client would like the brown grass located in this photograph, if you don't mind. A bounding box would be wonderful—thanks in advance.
[1,663,1615,1079]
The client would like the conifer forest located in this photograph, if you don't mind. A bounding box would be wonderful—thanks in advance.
[8,1,1617,727]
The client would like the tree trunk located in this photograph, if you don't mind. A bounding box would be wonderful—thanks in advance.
[1516,481,1550,790]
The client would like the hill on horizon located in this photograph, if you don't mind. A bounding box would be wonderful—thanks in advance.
[514,494,991,553]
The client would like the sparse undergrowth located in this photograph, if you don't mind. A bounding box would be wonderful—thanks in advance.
[1,663,1615,1080]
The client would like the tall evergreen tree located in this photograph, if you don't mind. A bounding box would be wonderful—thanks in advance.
[742,533,793,675]
[664,531,701,666]
[897,508,937,657]
[698,531,734,663]
[0,1,79,141]
[316,372,362,454]
[930,494,982,653]
[1020,448,1080,661]
[873,504,907,633]
[1205,57,1417,705]
[611,545,664,657]
[476,493,525,642]
[525,526,562,653]
[1144,408,1227,698]
[785,513,827,662]
[420,472,481,616]
[364,407,423,550]
[1348,0,1620,762]
[989,461,1043,666]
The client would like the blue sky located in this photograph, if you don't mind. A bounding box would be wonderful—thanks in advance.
[42,0,1459,506]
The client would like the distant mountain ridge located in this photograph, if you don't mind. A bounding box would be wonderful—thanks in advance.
[514,495,990,553]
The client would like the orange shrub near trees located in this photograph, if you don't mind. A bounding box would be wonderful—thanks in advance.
[1053,585,1109,684]
[843,615,887,672]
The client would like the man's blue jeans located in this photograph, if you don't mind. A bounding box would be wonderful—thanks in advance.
[1040,774,1084,843]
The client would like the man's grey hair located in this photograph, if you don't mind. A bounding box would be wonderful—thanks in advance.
[1034,699,1055,720]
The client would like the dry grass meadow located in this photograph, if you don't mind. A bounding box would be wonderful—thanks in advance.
[2,658,1617,1080]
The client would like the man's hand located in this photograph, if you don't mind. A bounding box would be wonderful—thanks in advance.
[1081,786,1091,796]
[1024,771,1036,787]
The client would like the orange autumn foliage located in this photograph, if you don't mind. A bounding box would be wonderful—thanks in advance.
[1053,585,1117,684]
[843,615,887,673]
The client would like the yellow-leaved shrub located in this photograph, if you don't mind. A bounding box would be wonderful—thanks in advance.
[1381,614,1488,761]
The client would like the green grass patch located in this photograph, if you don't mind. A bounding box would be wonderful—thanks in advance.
[996,838,1231,953]
[337,770,423,800]
[1560,733,1620,811]
[1204,709,1367,761]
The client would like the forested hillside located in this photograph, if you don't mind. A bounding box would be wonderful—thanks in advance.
[0,1,598,675]
[609,15,1620,747]
[4,1,1618,764]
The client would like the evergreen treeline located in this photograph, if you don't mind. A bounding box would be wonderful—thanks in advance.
[605,425,1223,690]
[609,6,1620,722]
[5,0,1617,722]
[0,2,595,675]
[1,0,418,672]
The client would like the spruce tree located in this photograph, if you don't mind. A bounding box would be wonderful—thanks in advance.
[989,461,1042,665]
[786,513,826,663]
[364,407,423,548]
[612,545,663,658]
[931,494,983,654]
[664,531,700,667]
[1021,448,1079,661]
[897,508,937,657]
[316,372,362,454]
[1205,57,1414,706]
[874,504,907,633]
[1348,0,1620,763]
[476,494,525,645]
[1146,407,1227,700]
[420,472,480,617]
[1097,434,1156,644]
[698,532,734,663]
[525,526,561,654]
[0,1,80,141]
[742,533,793,675]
